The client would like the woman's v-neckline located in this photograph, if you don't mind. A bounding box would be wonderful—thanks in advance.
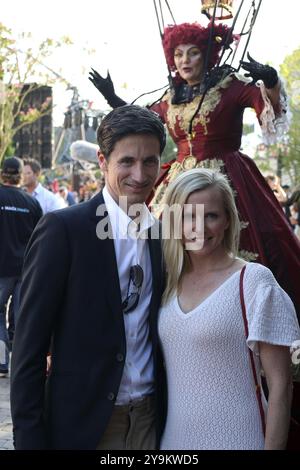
[175,267,245,317]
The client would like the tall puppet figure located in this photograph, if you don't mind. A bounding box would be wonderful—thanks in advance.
[89,21,300,320]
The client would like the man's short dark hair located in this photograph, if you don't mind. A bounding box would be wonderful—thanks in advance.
[23,158,41,174]
[97,105,166,159]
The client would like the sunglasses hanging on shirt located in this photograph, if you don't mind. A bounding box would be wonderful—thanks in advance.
[122,264,144,314]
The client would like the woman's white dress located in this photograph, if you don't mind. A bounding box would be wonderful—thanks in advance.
[158,263,300,450]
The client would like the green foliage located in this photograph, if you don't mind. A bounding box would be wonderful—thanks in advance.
[161,131,177,164]
[4,142,15,157]
[279,47,300,186]
[242,123,254,136]
[280,49,300,107]
[254,158,274,174]
[0,22,71,165]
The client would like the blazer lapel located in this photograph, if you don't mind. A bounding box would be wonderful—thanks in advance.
[88,192,125,335]
[147,222,163,341]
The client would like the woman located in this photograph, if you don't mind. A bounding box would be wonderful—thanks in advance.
[89,22,300,319]
[158,168,300,450]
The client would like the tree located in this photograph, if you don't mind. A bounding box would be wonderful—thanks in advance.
[0,22,71,164]
[279,47,300,187]
[161,131,177,164]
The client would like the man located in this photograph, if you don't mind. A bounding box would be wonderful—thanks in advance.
[265,174,287,207]
[11,105,167,450]
[23,158,66,213]
[59,185,76,206]
[0,157,42,377]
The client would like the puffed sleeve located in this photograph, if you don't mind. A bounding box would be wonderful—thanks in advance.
[233,75,265,117]
[149,93,170,124]
[233,75,289,145]
[243,264,300,353]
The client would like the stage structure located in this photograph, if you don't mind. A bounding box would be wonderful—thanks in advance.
[54,86,104,166]
[13,85,53,168]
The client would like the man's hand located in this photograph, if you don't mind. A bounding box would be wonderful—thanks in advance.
[241,52,278,89]
[88,68,127,108]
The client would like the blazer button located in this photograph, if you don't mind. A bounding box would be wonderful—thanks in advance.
[116,353,124,362]
[107,392,115,401]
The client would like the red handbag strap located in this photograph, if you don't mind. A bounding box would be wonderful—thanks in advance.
[239,265,266,437]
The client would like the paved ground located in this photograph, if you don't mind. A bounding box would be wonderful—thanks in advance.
[0,375,14,450]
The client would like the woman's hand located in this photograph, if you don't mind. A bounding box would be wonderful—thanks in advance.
[241,53,278,89]
[88,68,127,108]
[89,69,115,97]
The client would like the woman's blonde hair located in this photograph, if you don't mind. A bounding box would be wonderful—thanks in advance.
[161,168,240,304]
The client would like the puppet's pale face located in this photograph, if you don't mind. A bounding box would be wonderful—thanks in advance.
[174,43,204,85]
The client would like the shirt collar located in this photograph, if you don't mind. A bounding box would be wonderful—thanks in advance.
[33,183,43,196]
[102,186,156,239]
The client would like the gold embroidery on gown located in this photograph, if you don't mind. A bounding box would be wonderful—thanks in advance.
[164,75,233,136]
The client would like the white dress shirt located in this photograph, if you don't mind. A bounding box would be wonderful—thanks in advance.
[32,183,66,214]
[103,186,156,405]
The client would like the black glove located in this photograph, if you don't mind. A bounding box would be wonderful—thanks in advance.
[88,68,127,108]
[206,64,235,89]
[240,53,278,89]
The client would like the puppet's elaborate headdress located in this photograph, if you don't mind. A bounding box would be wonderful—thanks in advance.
[162,21,236,72]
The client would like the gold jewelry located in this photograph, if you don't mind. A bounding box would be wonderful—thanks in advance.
[181,155,198,170]
[181,132,198,170]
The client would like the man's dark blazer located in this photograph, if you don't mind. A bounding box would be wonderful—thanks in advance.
[10,191,167,450]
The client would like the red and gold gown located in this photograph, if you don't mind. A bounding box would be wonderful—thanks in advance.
[151,73,300,317]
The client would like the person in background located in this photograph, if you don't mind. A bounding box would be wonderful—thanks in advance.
[0,157,42,377]
[287,188,300,240]
[158,168,299,450]
[265,174,287,207]
[22,158,66,214]
[98,174,106,193]
[59,186,76,206]
[280,184,293,228]
[78,183,88,203]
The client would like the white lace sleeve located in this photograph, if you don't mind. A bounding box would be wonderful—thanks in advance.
[259,79,290,145]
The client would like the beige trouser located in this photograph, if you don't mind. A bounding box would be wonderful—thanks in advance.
[96,395,156,450]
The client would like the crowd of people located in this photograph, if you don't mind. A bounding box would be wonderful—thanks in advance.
[0,158,104,371]
[1,17,300,451]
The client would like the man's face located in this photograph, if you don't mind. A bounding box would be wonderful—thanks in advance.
[23,165,38,188]
[99,134,161,208]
